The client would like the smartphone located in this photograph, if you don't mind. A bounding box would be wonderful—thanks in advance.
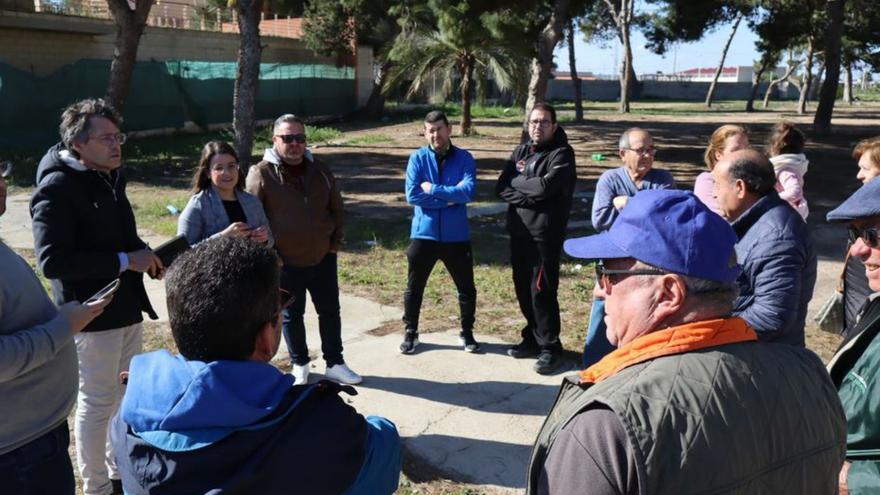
[86,279,120,304]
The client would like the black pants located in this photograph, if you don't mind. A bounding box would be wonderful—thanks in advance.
[510,235,563,353]
[402,239,477,333]
[0,421,75,495]
[281,253,344,366]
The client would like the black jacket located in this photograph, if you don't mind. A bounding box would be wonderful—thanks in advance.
[30,143,157,332]
[495,127,577,243]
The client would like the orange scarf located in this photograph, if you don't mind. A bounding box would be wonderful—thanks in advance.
[578,317,757,384]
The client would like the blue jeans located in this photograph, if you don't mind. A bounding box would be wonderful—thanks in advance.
[0,421,75,495]
[281,253,344,367]
[582,298,615,368]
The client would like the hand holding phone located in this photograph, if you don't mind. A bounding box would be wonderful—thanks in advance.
[86,279,120,304]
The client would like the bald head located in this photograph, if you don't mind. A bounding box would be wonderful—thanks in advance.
[712,149,776,220]
[718,149,776,196]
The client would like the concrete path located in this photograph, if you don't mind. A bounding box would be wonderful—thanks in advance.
[0,191,846,493]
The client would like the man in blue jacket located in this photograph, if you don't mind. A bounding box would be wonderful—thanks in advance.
[400,111,480,354]
[712,148,816,346]
[111,237,401,494]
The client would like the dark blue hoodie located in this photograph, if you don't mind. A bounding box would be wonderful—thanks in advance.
[111,350,400,494]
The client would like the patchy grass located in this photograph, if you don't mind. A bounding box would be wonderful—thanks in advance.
[126,186,190,237]
[339,213,595,345]
[345,134,396,146]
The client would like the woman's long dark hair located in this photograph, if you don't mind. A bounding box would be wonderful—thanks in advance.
[191,141,244,193]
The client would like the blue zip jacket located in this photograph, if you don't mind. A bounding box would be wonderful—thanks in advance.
[110,350,400,494]
[406,144,475,242]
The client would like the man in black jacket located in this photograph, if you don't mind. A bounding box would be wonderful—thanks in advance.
[30,98,162,495]
[496,102,577,374]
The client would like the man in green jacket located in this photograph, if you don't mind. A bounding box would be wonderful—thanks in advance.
[826,177,880,495]
[528,189,845,495]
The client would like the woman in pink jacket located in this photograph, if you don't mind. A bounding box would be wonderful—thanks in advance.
[767,122,809,220]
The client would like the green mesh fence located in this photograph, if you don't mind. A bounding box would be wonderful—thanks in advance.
[0,59,355,149]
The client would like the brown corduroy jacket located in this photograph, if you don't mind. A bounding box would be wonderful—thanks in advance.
[246,155,343,267]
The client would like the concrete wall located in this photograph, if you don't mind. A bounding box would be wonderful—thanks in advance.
[355,45,374,108]
[547,78,801,102]
[0,10,336,76]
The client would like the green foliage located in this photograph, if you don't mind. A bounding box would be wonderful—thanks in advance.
[384,1,528,134]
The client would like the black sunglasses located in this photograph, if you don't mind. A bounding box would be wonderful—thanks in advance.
[277,134,306,144]
[849,225,880,248]
[594,260,666,285]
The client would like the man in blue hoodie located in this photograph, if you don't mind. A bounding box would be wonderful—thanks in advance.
[400,111,479,354]
[111,237,401,494]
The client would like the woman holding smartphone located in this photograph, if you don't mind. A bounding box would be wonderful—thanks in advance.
[178,141,273,247]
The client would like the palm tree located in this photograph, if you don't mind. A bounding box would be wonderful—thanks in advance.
[385,28,520,135]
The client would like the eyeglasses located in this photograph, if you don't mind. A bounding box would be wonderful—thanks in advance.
[88,133,127,146]
[624,147,656,156]
[277,134,306,144]
[595,260,666,288]
[528,119,553,128]
[0,161,12,179]
[849,225,880,248]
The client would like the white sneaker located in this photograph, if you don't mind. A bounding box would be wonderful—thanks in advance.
[292,363,309,385]
[325,363,362,385]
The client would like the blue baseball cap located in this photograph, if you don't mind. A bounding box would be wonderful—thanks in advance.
[826,178,880,222]
[565,190,740,283]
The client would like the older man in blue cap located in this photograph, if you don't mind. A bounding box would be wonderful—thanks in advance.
[527,189,845,495]
[826,178,880,495]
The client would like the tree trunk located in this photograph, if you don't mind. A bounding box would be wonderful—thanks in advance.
[861,70,868,91]
[843,63,853,104]
[813,0,845,135]
[746,62,768,112]
[705,13,742,108]
[567,19,583,123]
[363,60,391,119]
[105,0,154,115]
[460,55,475,136]
[763,60,797,108]
[233,0,263,165]
[608,0,634,113]
[523,0,571,136]
[797,39,815,115]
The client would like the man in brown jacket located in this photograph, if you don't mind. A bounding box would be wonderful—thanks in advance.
[246,114,360,386]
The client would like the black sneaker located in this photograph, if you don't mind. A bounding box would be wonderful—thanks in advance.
[458,332,481,353]
[507,340,540,359]
[533,351,562,375]
[399,331,419,354]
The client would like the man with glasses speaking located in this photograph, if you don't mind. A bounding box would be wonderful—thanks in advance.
[30,98,162,495]
[247,114,361,386]
[496,103,576,375]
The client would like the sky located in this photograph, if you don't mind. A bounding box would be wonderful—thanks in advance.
[553,19,762,77]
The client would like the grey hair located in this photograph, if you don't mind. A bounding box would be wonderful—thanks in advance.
[273,114,304,134]
[631,260,739,306]
[59,98,122,152]
[619,127,650,151]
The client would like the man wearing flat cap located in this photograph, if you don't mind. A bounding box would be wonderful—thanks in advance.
[826,178,880,495]
[527,189,845,495]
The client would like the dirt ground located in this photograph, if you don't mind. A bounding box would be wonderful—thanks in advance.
[314,101,880,361]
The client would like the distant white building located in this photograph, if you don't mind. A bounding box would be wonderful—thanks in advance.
[667,66,787,83]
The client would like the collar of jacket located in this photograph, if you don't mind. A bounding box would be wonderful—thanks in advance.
[577,316,757,384]
[729,190,784,239]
